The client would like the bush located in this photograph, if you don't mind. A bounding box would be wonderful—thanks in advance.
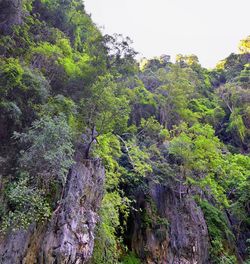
[14,114,75,185]
[199,200,237,263]
[1,173,51,232]
[121,252,141,264]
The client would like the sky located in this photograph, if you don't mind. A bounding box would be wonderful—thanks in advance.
[84,0,250,68]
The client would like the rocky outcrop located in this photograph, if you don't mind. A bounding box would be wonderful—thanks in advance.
[0,159,105,264]
[129,181,210,264]
[0,0,22,34]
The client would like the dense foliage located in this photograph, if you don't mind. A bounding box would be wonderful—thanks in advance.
[0,1,249,263]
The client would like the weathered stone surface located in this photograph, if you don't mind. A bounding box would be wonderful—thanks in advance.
[130,182,210,264]
[0,159,105,264]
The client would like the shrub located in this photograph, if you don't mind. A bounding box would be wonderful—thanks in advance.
[1,173,51,232]
[14,114,75,185]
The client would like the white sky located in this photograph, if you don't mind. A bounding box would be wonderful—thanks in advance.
[84,0,250,68]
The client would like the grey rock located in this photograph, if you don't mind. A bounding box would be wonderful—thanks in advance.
[130,182,210,264]
[0,159,105,264]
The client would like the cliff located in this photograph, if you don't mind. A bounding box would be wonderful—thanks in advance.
[128,181,210,264]
[0,0,249,262]
[0,159,105,264]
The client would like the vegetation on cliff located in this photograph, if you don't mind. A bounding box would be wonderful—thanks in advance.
[0,1,249,263]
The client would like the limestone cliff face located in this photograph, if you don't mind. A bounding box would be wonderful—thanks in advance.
[129,181,210,264]
[0,159,105,264]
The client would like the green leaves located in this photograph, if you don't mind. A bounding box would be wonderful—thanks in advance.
[126,138,153,177]
[14,114,74,184]
[168,121,250,212]
[0,58,50,144]
[0,58,24,90]
[169,124,229,204]
[121,252,141,264]
[1,114,75,231]
[199,200,237,263]
[0,1,249,261]
[239,36,250,54]
[1,173,51,231]
[30,40,92,81]
[94,134,122,190]
[227,109,246,142]
[155,65,196,128]
[80,75,130,135]
[169,123,222,170]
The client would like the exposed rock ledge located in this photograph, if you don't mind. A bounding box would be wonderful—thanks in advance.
[0,159,105,264]
[129,181,210,264]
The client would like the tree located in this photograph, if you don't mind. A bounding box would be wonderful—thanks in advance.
[169,123,227,204]
[103,34,138,76]
[80,75,130,135]
[127,81,156,126]
[155,65,196,128]
[14,114,74,185]
[176,54,200,67]
[0,0,22,35]
[0,58,50,143]
[238,36,250,54]
[1,174,51,231]
[217,83,250,147]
